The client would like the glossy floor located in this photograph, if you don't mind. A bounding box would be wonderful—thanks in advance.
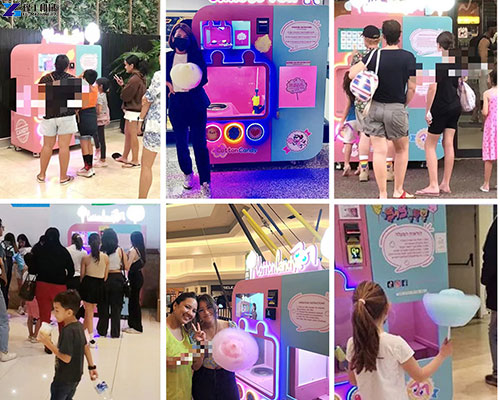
[0,125,160,199]
[0,310,160,399]
[453,315,497,400]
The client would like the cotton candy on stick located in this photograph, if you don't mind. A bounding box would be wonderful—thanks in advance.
[212,328,259,372]
[423,289,481,339]
[170,62,202,91]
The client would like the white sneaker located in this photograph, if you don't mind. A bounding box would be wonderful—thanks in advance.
[17,306,25,315]
[77,168,94,178]
[183,173,194,190]
[0,352,17,362]
[200,182,211,198]
[29,336,38,344]
[94,160,108,168]
[89,339,97,348]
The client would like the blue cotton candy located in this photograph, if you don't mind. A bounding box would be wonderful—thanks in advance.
[423,289,481,327]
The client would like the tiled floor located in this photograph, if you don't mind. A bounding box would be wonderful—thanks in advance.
[166,144,329,199]
[452,315,497,400]
[0,126,160,199]
[0,309,160,400]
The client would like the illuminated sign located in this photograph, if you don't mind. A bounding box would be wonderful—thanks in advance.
[77,205,145,224]
[42,28,85,45]
[348,0,455,15]
[209,0,299,4]
[457,16,480,25]
[246,242,322,279]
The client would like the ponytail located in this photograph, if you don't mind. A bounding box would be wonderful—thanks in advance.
[71,233,83,251]
[351,281,388,374]
[125,55,148,76]
[88,233,100,262]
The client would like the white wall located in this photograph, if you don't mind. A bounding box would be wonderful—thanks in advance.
[0,204,160,249]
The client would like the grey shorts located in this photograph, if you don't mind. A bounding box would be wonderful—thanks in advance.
[40,115,77,137]
[364,101,409,140]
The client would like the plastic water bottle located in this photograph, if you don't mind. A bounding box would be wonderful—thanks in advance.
[95,381,111,399]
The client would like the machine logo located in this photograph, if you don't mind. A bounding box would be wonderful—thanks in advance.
[283,129,311,153]
[2,3,20,17]
[15,118,29,144]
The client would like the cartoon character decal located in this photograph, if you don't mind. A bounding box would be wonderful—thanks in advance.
[407,378,439,400]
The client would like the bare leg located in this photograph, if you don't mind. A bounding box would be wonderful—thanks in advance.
[439,128,456,193]
[418,133,440,193]
[483,160,493,191]
[120,120,131,162]
[129,121,140,164]
[392,136,410,198]
[139,148,157,198]
[34,318,41,338]
[84,302,95,336]
[28,316,34,337]
[57,134,73,181]
[38,136,56,179]
[343,144,353,175]
[370,136,388,198]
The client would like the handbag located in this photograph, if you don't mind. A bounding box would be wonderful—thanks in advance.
[120,248,131,298]
[19,274,36,301]
[457,78,476,112]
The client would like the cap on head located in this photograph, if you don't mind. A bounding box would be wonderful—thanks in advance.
[362,25,381,39]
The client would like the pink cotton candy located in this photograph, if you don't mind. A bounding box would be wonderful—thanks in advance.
[212,328,259,372]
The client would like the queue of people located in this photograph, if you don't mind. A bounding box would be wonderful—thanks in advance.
[36,52,160,198]
[342,21,497,199]
[0,221,147,365]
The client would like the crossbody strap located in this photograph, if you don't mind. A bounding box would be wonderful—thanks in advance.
[364,48,377,69]
[375,48,381,75]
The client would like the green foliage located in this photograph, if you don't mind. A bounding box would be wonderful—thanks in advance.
[1,0,159,34]
[109,39,160,89]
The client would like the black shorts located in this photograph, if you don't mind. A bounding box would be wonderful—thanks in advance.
[80,276,105,304]
[78,107,98,137]
[428,106,461,134]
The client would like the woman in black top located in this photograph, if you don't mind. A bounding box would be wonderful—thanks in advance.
[417,32,461,196]
[37,55,79,185]
[123,231,146,334]
[167,23,212,198]
[30,228,74,352]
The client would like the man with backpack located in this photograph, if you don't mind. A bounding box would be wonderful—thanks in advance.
[350,19,416,199]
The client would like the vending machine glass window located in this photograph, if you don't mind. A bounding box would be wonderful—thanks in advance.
[237,336,276,398]
[288,347,329,398]
[38,54,59,72]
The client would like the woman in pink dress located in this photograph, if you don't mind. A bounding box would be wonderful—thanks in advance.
[481,68,497,192]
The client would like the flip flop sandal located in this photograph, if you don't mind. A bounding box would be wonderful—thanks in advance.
[396,191,415,199]
[480,186,490,193]
[122,163,141,169]
[60,176,74,185]
[415,189,440,197]
[36,175,45,183]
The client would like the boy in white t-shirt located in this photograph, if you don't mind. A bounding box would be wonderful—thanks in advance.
[346,281,453,400]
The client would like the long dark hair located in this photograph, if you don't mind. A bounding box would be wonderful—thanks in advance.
[44,227,62,248]
[88,233,100,262]
[101,228,119,255]
[168,22,201,56]
[351,281,389,374]
[170,292,197,314]
[343,71,355,104]
[130,231,146,264]
[17,234,31,248]
[71,233,83,251]
[125,55,148,76]
[4,233,18,253]
[196,294,218,327]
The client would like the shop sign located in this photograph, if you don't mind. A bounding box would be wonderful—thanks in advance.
[349,0,455,15]
[246,242,322,279]
[208,0,321,4]
[77,205,145,224]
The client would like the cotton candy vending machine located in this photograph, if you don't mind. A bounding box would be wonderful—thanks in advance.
[334,204,453,400]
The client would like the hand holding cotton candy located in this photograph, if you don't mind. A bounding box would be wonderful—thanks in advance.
[212,328,259,372]
[170,63,202,91]
[423,289,481,328]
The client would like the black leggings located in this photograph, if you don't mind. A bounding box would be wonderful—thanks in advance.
[128,269,143,332]
[192,366,239,400]
[92,125,106,159]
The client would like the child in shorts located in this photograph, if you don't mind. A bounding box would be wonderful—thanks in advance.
[38,290,98,400]
[77,69,99,178]
[339,72,361,176]
[94,77,111,168]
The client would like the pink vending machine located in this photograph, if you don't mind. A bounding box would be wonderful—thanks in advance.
[11,32,101,155]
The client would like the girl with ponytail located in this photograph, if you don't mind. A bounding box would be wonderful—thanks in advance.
[346,281,453,399]
[80,233,109,347]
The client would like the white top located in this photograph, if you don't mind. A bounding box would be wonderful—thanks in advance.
[172,53,189,93]
[108,250,122,272]
[346,332,414,400]
[66,244,86,276]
